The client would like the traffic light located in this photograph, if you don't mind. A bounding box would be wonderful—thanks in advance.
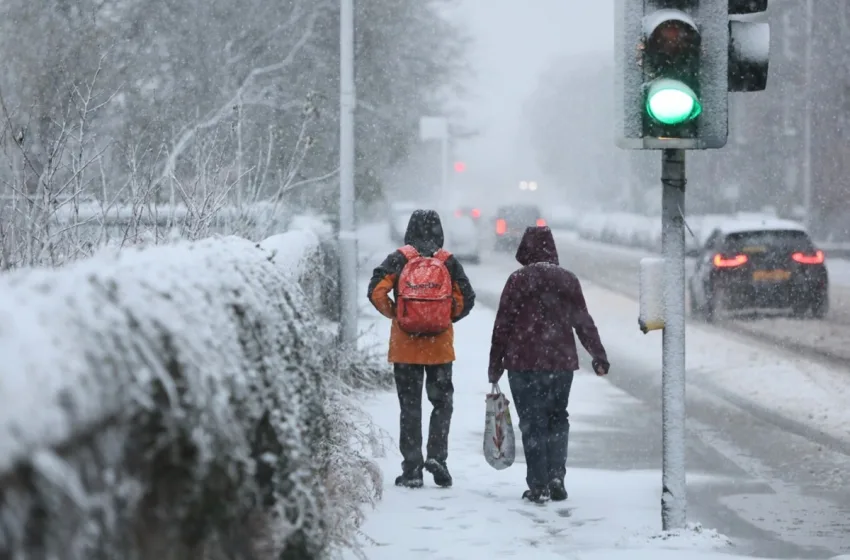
[453,161,466,173]
[728,1,770,93]
[642,7,703,137]
[615,0,770,150]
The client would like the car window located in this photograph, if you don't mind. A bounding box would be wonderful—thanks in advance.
[723,229,814,251]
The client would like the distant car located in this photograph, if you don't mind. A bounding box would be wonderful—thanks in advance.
[688,219,829,320]
[446,215,480,264]
[454,206,483,223]
[493,204,546,252]
[387,201,417,244]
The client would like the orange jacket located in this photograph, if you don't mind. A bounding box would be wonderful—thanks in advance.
[368,235,475,365]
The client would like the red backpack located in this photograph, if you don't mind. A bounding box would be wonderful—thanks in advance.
[396,245,454,335]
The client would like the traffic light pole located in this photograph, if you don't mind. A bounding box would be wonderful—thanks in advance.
[660,148,687,530]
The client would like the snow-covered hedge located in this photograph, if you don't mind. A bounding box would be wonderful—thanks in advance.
[576,211,790,254]
[0,231,381,559]
[577,211,663,251]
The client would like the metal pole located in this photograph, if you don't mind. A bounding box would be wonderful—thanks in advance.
[660,148,687,530]
[338,0,358,346]
[440,134,450,226]
[801,0,813,231]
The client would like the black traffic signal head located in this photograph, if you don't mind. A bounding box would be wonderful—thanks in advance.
[642,9,703,139]
[728,1,770,92]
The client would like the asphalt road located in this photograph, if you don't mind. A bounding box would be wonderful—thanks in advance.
[462,249,850,560]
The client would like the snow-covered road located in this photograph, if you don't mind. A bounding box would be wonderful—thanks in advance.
[352,222,850,559]
[548,230,850,365]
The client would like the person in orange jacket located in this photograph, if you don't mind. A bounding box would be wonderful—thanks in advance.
[367,209,476,489]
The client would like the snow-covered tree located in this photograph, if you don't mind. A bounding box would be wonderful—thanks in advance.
[0,0,469,267]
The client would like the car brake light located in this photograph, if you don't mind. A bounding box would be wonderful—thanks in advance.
[454,209,463,218]
[713,253,748,268]
[792,250,824,264]
[471,208,481,218]
[496,218,506,235]
[536,218,546,227]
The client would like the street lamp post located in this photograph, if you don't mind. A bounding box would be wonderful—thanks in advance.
[419,116,450,217]
[338,0,358,346]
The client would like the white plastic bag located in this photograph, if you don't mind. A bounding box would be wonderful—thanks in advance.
[483,383,516,470]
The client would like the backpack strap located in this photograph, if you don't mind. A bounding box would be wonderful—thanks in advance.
[434,249,452,263]
[399,245,419,260]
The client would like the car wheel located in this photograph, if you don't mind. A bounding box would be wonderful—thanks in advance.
[706,285,727,323]
[688,285,704,320]
[812,292,829,319]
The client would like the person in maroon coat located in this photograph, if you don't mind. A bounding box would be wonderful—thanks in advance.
[488,225,609,503]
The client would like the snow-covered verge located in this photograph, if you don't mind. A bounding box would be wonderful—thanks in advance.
[574,210,850,284]
[1,198,298,270]
[575,210,799,254]
[0,230,387,559]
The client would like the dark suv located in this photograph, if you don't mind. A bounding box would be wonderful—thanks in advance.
[493,204,545,252]
[689,224,829,320]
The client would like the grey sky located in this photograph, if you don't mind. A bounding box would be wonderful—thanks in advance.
[447,0,615,194]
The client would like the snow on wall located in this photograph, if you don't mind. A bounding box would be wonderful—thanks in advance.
[0,233,343,559]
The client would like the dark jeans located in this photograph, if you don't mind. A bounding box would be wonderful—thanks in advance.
[508,370,574,491]
[394,363,454,475]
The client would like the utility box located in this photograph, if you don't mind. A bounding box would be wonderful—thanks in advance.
[639,257,665,333]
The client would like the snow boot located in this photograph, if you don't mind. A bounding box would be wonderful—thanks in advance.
[548,479,568,501]
[522,488,549,504]
[394,470,424,489]
[424,458,453,488]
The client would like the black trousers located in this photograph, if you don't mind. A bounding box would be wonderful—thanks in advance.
[508,371,574,490]
[393,363,454,475]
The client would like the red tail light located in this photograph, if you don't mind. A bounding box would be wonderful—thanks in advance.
[471,208,481,218]
[454,209,463,218]
[713,253,748,268]
[496,218,506,235]
[792,250,824,264]
[536,218,547,227]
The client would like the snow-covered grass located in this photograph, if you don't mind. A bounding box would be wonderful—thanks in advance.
[575,210,783,254]
[0,228,385,559]
[573,209,850,285]
[347,298,784,560]
[1,194,298,270]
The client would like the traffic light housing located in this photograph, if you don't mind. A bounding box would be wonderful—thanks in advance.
[615,0,770,150]
[728,1,770,93]
[642,8,703,139]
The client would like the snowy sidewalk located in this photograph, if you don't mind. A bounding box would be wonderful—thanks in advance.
[350,302,777,560]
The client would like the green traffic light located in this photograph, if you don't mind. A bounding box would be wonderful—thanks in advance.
[646,79,702,125]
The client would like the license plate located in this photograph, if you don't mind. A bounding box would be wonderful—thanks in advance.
[752,269,791,282]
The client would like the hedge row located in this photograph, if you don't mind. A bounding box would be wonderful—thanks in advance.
[0,232,384,559]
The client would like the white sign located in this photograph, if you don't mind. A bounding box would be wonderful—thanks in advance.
[419,116,448,141]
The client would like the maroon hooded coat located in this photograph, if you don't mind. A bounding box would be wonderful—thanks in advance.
[488,226,608,383]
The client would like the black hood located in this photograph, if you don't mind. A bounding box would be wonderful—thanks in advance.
[404,209,444,256]
[516,226,559,266]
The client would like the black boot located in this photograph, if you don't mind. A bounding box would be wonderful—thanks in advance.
[522,488,549,504]
[395,470,424,488]
[424,458,453,488]
[548,479,568,501]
